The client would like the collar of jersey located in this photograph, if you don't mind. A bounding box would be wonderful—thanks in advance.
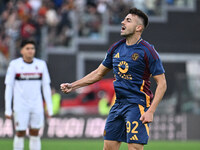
[22,57,34,64]
[125,37,142,48]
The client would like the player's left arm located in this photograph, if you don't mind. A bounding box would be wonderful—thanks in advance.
[140,73,167,124]
[42,62,53,117]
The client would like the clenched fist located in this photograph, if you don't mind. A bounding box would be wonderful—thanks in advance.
[60,83,72,94]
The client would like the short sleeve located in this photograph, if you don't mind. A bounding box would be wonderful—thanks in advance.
[148,52,165,76]
[5,61,15,85]
[102,49,113,69]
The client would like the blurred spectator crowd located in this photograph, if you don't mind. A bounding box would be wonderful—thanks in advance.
[0,0,194,60]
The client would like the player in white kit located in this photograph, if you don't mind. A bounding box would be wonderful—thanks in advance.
[4,40,53,150]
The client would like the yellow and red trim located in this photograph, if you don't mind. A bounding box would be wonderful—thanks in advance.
[138,104,149,136]
[140,80,150,107]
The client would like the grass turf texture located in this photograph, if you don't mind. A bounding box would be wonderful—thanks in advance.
[0,139,200,150]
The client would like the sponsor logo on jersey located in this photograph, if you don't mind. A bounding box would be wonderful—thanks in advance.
[117,61,132,80]
[132,53,139,61]
[15,73,42,80]
[118,61,128,73]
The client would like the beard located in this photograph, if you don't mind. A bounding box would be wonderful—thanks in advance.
[120,31,135,38]
[120,27,136,37]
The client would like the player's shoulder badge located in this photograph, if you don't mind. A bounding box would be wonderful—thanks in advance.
[132,53,139,61]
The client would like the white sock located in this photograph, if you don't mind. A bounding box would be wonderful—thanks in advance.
[29,136,41,150]
[13,135,24,150]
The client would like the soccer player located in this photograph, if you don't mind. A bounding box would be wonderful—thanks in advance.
[61,8,167,150]
[4,40,53,150]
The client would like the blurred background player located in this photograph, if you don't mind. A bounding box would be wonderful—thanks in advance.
[4,39,53,150]
[98,91,111,116]
[44,87,61,115]
[51,87,61,115]
[61,7,167,150]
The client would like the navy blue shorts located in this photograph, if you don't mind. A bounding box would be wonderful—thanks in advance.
[104,100,149,144]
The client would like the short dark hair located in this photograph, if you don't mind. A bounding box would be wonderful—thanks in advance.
[128,8,149,28]
[20,39,36,48]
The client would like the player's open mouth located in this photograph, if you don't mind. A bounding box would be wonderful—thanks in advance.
[121,26,126,33]
[121,26,126,30]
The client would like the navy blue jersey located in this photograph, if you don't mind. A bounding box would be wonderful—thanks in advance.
[102,38,165,107]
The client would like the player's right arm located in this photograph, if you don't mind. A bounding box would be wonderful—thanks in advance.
[5,85,13,119]
[61,41,115,94]
[61,64,111,94]
[4,61,15,119]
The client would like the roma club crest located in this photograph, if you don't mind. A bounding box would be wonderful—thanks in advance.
[132,53,139,61]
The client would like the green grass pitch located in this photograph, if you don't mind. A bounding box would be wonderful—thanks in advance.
[0,139,200,150]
